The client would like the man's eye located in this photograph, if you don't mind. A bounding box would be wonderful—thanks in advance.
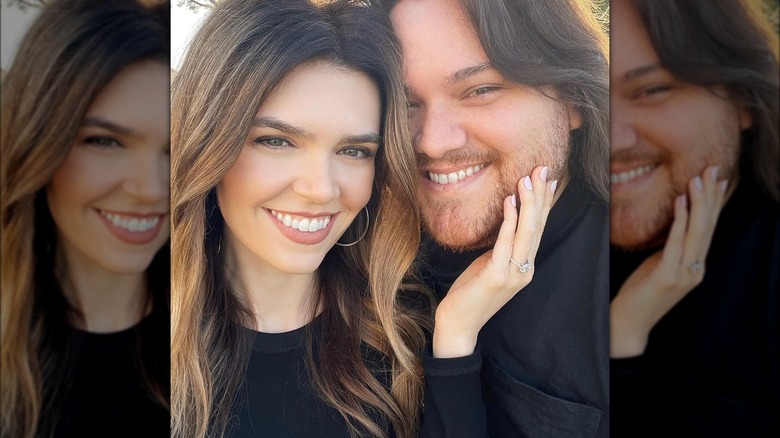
[469,86,499,98]
[636,85,671,99]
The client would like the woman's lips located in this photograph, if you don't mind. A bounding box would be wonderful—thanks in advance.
[95,209,167,245]
[266,209,338,245]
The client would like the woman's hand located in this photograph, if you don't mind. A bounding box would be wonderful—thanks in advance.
[432,165,557,358]
[610,166,729,358]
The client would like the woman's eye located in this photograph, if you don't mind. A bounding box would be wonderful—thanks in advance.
[340,147,374,159]
[84,136,121,147]
[254,137,291,148]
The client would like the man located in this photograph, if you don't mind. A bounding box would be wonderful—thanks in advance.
[380,0,611,436]
[609,0,780,436]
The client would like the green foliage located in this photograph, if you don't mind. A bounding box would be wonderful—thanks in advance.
[763,0,780,33]
[5,0,46,11]
[176,0,218,12]
[590,0,610,36]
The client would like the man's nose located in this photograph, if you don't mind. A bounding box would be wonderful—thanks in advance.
[611,101,640,153]
[412,104,468,160]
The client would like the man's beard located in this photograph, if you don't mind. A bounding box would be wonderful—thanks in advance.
[610,115,741,251]
[610,165,678,252]
[419,113,570,252]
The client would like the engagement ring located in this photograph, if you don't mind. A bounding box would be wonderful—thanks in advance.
[510,258,533,273]
[687,259,703,274]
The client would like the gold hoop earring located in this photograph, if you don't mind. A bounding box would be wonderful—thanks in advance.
[336,206,370,247]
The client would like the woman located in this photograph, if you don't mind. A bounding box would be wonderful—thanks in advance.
[171,1,555,437]
[0,1,170,437]
[171,1,428,436]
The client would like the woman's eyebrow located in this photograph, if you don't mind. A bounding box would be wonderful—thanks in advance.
[341,133,382,144]
[254,116,381,144]
[82,116,139,138]
[253,116,314,140]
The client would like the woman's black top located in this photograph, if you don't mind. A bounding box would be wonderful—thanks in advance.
[227,317,395,438]
[51,310,170,438]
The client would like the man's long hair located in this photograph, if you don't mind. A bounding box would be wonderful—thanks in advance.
[381,0,610,202]
[629,0,780,203]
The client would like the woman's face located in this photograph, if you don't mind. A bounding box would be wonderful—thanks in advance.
[218,61,381,275]
[47,60,170,275]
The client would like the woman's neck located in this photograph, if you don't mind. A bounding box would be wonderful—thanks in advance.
[57,244,148,333]
[226,241,319,334]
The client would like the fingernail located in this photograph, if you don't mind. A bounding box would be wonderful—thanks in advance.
[719,180,729,193]
[693,176,703,191]
[523,176,533,191]
[510,194,517,207]
[710,166,719,181]
[540,166,548,182]
[550,180,558,194]
[680,195,687,208]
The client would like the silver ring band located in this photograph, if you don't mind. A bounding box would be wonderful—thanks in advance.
[510,257,533,273]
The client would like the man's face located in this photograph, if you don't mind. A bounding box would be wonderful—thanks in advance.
[390,0,580,251]
[610,0,750,250]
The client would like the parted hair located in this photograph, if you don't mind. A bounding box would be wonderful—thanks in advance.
[629,0,780,203]
[0,1,170,437]
[170,1,430,437]
[380,0,611,202]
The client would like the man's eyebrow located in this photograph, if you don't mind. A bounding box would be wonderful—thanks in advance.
[253,116,315,140]
[621,63,663,83]
[82,116,138,138]
[446,62,496,86]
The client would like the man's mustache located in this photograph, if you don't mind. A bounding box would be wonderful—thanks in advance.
[610,147,666,167]
[416,149,499,169]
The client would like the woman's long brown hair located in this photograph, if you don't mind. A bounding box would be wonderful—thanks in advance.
[0,1,170,437]
[170,1,431,437]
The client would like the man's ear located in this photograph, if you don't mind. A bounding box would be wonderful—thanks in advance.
[738,105,753,130]
[567,103,583,130]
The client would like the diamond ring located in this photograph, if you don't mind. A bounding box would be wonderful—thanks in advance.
[510,258,533,273]
[687,259,703,274]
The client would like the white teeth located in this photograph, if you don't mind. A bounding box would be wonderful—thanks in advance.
[100,211,160,233]
[428,164,484,185]
[269,209,331,233]
[610,165,655,185]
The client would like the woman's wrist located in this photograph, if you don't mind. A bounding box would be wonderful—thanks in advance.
[432,311,478,358]
[610,302,651,358]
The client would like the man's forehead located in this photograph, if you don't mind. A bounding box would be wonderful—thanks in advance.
[390,0,493,88]
[611,0,663,83]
